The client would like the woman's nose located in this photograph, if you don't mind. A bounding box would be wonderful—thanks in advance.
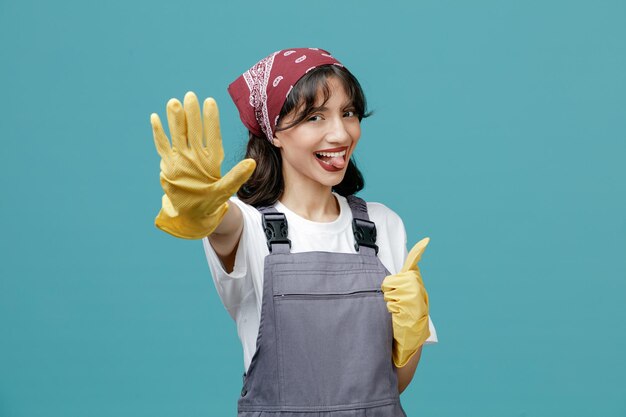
[326,117,351,143]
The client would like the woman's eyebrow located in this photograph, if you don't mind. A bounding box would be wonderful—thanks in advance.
[308,105,329,113]
[311,102,355,112]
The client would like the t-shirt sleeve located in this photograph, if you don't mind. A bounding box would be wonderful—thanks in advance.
[201,197,259,319]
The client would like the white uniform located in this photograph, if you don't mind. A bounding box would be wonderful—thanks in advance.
[203,193,438,373]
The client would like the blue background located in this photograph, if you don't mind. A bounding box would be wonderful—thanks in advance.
[1,0,625,416]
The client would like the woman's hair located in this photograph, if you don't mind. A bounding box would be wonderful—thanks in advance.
[237,64,371,207]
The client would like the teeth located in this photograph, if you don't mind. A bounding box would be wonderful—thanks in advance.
[315,150,346,157]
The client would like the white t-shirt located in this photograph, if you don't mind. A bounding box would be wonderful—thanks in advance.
[202,193,438,373]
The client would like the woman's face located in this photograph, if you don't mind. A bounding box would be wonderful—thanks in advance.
[273,76,361,189]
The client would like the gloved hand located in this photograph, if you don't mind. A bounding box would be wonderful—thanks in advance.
[381,237,431,367]
[150,92,256,239]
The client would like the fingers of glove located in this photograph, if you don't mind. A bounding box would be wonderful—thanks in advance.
[382,274,410,304]
[151,113,172,159]
[166,98,188,151]
[202,98,225,174]
[381,274,396,295]
[382,271,428,307]
[218,158,257,196]
[384,301,401,315]
[183,92,203,152]
[381,271,416,294]
[401,237,430,273]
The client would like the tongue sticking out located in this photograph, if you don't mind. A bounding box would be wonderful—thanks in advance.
[319,154,347,169]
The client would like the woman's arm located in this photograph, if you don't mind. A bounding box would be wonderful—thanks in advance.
[207,202,244,273]
[397,345,423,394]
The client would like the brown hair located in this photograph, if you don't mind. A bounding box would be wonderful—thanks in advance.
[237,65,371,207]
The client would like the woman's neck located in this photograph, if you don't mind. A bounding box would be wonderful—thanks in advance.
[279,180,340,223]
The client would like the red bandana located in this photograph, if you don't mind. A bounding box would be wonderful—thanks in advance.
[228,47,345,141]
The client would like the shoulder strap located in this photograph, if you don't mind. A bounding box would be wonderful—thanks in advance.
[257,197,379,256]
[257,206,291,254]
[346,195,378,256]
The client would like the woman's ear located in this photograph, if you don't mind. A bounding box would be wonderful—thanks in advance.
[272,136,282,148]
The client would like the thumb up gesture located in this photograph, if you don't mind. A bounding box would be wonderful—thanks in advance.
[381,237,431,367]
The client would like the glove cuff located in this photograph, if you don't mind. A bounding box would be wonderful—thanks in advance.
[392,323,431,368]
[155,202,229,239]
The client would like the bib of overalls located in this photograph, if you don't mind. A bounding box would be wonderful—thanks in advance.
[237,195,407,416]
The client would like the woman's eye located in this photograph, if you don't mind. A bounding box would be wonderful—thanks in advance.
[344,110,356,117]
[308,115,323,122]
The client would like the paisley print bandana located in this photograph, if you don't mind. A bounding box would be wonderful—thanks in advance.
[228,47,345,141]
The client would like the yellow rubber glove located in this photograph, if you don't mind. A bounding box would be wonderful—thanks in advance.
[150,92,256,239]
[381,237,431,368]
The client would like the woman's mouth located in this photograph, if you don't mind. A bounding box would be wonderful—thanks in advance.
[314,148,347,170]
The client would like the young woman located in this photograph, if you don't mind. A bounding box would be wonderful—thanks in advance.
[151,47,438,416]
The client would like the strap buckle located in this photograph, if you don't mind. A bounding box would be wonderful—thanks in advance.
[352,218,378,255]
[262,213,291,253]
